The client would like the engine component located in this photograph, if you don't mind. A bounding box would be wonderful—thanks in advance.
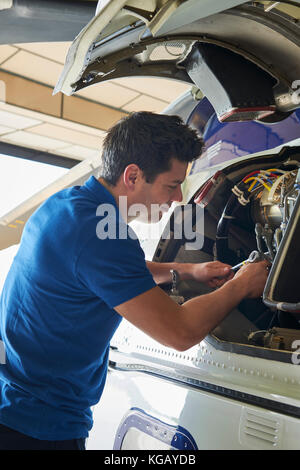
[251,169,298,231]
[214,161,300,320]
[263,190,300,314]
[216,165,300,265]
[263,328,300,351]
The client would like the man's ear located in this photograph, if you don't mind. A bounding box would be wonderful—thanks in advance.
[123,164,143,190]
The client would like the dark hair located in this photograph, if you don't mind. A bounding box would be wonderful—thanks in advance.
[99,111,203,185]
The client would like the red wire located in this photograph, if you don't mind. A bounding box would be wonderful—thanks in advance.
[242,171,261,182]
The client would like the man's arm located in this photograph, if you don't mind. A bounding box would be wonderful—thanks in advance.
[146,260,233,287]
[146,261,193,283]
[115,260,269,351]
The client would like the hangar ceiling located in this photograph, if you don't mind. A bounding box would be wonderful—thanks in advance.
[0,41,191,163]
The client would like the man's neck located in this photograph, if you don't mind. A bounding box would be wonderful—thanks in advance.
[98,177,132,222]
[97,177,117,200]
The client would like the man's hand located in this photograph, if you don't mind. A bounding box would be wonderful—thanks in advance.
[191,261,234,288]
[233,260,270,298]
[147,260,233,286]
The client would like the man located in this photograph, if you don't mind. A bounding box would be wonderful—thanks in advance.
[0,112,269,450]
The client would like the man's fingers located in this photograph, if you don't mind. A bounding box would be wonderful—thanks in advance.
[208,263,232,277]
[211,262,232,271]
[208,275,232,288]
[193,261,233,285]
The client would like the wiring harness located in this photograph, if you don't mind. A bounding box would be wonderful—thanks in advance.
[215,167,295,263]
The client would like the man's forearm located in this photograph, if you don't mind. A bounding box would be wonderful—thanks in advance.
[146,261,194,284]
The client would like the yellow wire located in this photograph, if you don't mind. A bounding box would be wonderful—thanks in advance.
[244,176,271,191]
[248,179,258,192]
[265,168,285,173]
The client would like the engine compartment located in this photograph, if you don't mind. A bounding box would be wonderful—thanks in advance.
[155,146,300,359]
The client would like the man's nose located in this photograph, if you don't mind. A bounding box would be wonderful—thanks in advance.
[172,185,183,203]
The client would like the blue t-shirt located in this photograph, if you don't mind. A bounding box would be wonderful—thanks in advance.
[0,176,156,440]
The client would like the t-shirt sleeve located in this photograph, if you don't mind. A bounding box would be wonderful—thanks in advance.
[75,230,156,309]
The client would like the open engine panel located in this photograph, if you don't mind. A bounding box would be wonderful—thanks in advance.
[155,147,300,360]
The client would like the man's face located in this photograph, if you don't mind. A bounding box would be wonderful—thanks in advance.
[132,158,188,223]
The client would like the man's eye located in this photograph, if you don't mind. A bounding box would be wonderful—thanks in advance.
[168,186,177,191]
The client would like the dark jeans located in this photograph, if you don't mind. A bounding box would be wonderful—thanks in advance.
[0,423,86,450]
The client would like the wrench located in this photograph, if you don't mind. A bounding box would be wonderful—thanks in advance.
[231,250,270,272]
